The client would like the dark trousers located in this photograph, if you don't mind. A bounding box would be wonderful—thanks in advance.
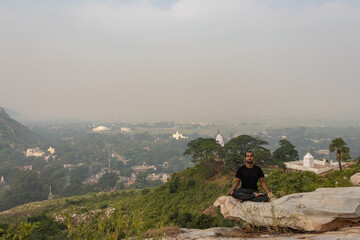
[232,188,269,202]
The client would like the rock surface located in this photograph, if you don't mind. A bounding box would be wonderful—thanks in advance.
[165,226,360,239]
[350,173,360,185]
[214,187,360,232]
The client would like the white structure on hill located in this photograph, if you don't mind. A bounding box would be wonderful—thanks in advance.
[25,147,44,157]
[48,186,54,200]
[48,147,56,154]
[285,152,338,175]
[303,152,314,168]
[172,131,188,140]
[147,173,170,182]
[93,126,110,132]
[121,127,132,132]
[216,131,224,147]
[131,162,156,172]
[0,176,5,184]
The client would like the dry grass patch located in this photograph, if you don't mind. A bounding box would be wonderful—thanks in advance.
[144,226,184,238]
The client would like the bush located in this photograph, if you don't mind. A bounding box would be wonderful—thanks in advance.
[142,188,150,195]
[193,214,214,229]
[186,179,196,188]
[173,212,193,228]
[168,175,180,194]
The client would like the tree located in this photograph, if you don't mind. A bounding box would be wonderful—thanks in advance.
[97,172,119,190]
[224,135,271,169]
[329,138,350,170]
[272,139,299,163]
[183,138,224,166]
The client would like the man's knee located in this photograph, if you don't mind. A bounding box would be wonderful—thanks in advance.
[252,194,269,202]
[232,189,255,200]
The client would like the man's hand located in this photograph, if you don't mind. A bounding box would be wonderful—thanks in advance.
[267,192,274,199]
[228,189,234,195]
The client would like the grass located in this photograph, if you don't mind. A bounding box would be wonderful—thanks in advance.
[1,163,360,239]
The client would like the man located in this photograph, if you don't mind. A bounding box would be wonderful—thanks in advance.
[228,151,271,202]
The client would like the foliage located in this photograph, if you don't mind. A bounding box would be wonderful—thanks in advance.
[266,170,323,197]
[0,163,236,238]
[0,222,40,240]
[59,163,235,237]
[3,163,360,239]
[26,214,67,240]
[329,138,350,170]
[97,172,118,191]
[224,135,271,169]
[266,165,360,198]
[65,209,146,239]
[0,169,47,212]
[183,138,224,166]
[0,108,39,148]
[0,119,194,211]
[272,139,299,163]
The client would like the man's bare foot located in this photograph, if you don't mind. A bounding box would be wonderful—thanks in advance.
[254,192,264,197]
[237,199,242,202]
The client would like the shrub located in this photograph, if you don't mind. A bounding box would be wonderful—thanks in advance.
[193,214,215,229]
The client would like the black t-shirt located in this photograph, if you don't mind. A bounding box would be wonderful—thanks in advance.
[235,165,264,190]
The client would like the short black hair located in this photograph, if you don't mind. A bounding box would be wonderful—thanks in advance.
[244,151,254,157]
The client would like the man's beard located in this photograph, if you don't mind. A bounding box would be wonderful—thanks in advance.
[246,160,253,164]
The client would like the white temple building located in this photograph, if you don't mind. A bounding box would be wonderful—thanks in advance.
[216,131,224,147]
[285,152,337,175]
[172,131,188,140]
[303,152,315,168]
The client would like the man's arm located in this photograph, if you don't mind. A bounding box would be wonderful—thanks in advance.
[259,178,271,195]
[228,177,240,195]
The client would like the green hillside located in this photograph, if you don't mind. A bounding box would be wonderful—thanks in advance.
[1,161,359,239]
[0,163,235,239]
[0,107,39,148]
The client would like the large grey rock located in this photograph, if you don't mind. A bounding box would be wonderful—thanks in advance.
[163,226,360,239]
[214,187,360,232]
[350,173,360,185]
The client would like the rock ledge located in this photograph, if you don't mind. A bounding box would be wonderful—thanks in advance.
[214,187,360,231]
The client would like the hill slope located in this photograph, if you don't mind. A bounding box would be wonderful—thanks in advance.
[0,107,39,148]
[1,162,359,239]
[0,163,236,238]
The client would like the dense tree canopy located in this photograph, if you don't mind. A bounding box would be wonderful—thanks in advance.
[183,135,273,170]
[183,138,224,166]
[272,139,299,163]
[224,135,271,169]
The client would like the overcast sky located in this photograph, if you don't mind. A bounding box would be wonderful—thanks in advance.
[1,0,360,122]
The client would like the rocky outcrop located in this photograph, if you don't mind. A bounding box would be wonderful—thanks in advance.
[214,187,360,232]
[165,226,360,239]
[350,173,360,185]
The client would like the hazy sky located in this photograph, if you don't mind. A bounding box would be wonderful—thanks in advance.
[1,0,360,122]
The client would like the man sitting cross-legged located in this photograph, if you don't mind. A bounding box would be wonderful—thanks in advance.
[227,151,272,202]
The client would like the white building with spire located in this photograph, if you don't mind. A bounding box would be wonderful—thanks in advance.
[216,131,224,147]
[48,186,54,200]
[0,176,5,184]
[285,151,336,174]
[303,152,315,168]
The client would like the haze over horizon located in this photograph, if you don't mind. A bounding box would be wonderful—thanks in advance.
[1,0,360,122]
